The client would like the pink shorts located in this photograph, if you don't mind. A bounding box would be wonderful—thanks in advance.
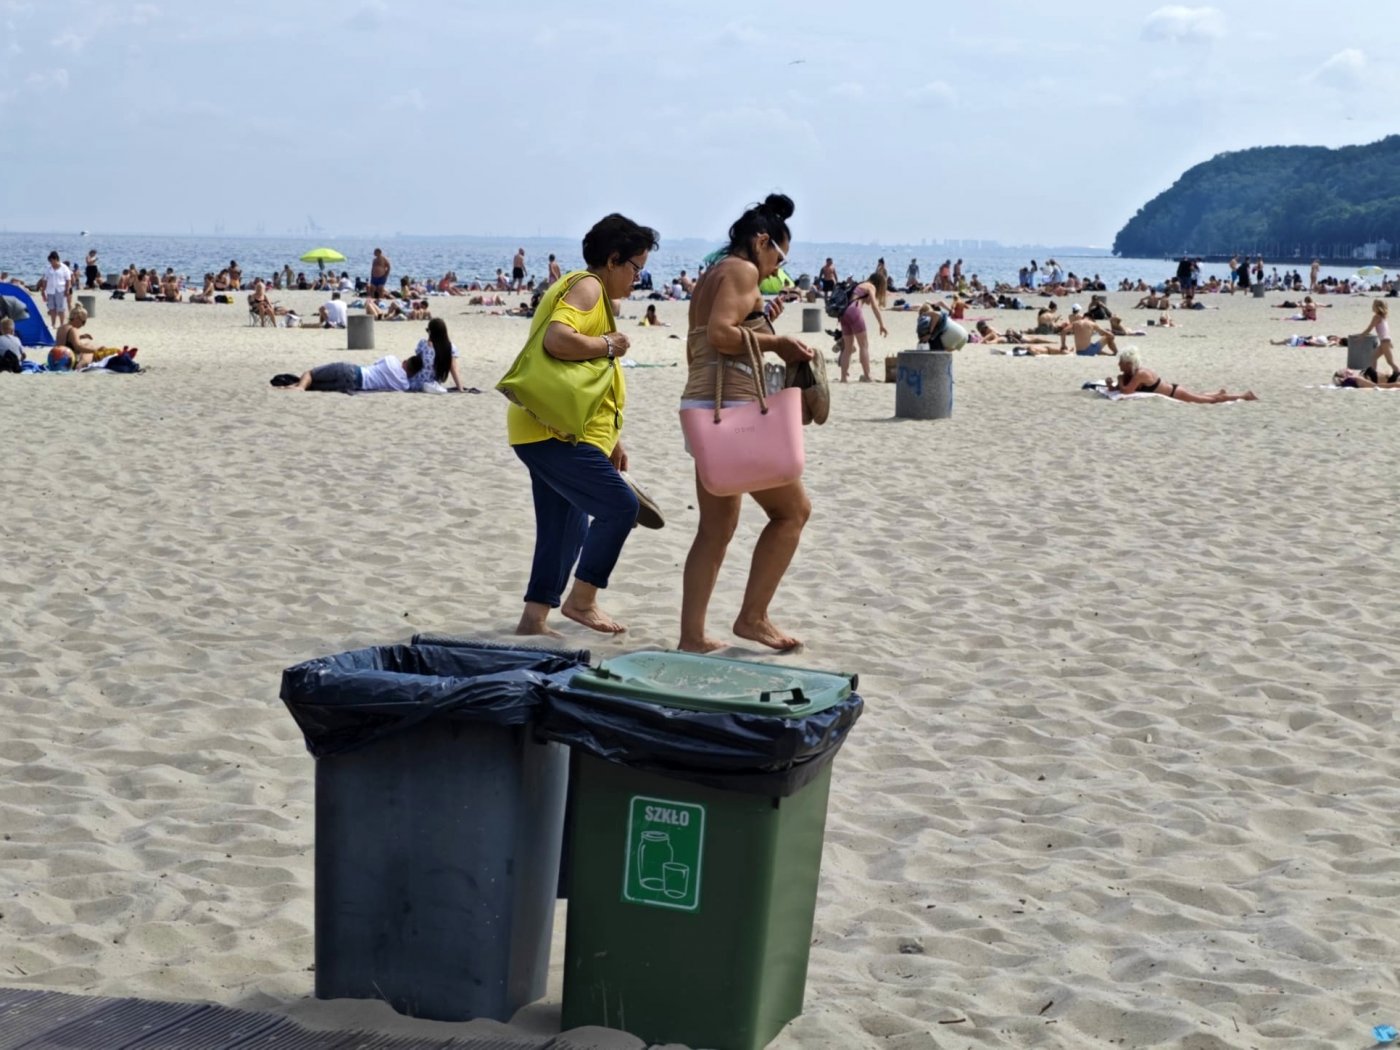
[840,302,866,335]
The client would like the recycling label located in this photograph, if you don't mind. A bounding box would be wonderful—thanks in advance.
[622,795,705,911]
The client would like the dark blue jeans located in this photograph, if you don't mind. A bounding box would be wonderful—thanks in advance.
[514,439,639,608]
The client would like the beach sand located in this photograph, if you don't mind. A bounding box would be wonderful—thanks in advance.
[2,285,1398,1048]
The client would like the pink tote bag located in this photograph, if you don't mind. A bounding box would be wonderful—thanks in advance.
[679,327,806,496]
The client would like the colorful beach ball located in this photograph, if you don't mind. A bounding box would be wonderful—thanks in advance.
[47,346,74,371]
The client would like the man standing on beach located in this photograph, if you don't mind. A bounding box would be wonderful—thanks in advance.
[84,249,100,290]
[1310,258,1321,291]
[38,251,72,328]
[370,248,391,298]
[546,253,561,287]
[512,247,526,292]
[906,258,920,291]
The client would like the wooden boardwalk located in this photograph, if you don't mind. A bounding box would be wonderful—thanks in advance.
[0,987,611,1050]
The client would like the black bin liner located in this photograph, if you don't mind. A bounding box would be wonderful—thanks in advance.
[280,637,590,758]
[539,683,864,797]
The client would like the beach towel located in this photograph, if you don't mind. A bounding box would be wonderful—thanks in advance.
[1082,383,1243,405]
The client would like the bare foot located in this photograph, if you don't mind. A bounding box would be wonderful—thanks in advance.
[561,599,627,634]
[677,635,728,653]
[733,616,802,652]
[515,607,562,638]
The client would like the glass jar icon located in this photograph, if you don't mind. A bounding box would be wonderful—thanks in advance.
[637,831,673,891]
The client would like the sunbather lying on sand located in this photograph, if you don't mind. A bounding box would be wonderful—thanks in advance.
[1332,368,1400,388]
[974,320,1053,344]
[1271,334,1341,347]
[1109,347,1257,402]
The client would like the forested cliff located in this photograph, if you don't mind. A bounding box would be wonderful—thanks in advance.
[1113,137,1400,258]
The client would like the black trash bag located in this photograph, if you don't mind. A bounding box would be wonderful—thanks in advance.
[539,684,863,797]
[281,639,590,758]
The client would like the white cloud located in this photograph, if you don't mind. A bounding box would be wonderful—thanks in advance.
[1308,48,1367,91]
[26,67,68,90]
[716,20,762,46]
[129,3,159,25]
[907,81,956,106]
[830,82,864,99]
[1142,6,1225,42]
[50,30,85,52]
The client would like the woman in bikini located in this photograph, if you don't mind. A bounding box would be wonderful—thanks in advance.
[973,320,1053,345]
[1109,346,1257,403]
[1332,368,1400,388]
[678,193,814,653]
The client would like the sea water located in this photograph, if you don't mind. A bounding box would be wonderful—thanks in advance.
[0,231,1372,292]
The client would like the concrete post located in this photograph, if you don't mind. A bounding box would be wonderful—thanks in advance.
[802,307,821,333]
[347,315,375,351]
[894,350,953,420]
[78,294,96,318]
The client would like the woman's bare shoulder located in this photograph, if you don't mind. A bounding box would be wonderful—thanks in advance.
[560,273,602,311]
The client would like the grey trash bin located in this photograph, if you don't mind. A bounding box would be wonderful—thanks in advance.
[895,350,953,419]
[78,294,97,318]
[1252,284,1265,299]
[1348,333,1379,370]
[347,314,375,350]
[802,306,821,332]
[280,639,590,1023]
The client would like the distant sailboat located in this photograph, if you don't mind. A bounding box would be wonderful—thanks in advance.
[79,230,89,237]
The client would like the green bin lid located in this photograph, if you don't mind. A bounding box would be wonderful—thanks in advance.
[569,650,857,718]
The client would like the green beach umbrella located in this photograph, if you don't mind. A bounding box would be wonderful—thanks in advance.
[300,247,347,273]
[300,247,346,264]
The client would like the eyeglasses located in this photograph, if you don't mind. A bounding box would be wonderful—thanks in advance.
[624,258,645,276]
[770,240,787,267]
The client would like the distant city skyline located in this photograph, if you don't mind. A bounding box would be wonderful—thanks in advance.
[4,1,1394,247]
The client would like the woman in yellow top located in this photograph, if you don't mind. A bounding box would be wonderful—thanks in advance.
[509,213,659,637]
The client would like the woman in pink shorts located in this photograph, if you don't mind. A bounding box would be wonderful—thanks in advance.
[837,279,888,382]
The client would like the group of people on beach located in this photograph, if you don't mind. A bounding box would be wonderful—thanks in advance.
[492,197,813,652]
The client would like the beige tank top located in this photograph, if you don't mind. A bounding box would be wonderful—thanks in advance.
[681,313,771,403]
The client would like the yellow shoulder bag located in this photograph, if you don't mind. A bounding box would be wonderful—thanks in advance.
[496,271,618,444]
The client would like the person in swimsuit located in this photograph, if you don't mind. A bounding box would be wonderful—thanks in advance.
[370,248,390,296]
[1109,346,1257,402]
[973,320,1054,345]
[1332,367,1400,388]
[678,193,813,653]
[512,247,526,291]
[52,306,99,369]
[1058,308,1118,356]
[837,279,888,382]
[819,258,837,296]
[1359,299,1400,383]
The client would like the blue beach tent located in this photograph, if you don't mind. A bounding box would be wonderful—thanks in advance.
[0,282,54,347]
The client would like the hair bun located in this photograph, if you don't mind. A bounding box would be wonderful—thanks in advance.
[760,193,794,222]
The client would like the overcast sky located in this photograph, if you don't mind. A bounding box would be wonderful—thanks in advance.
[3,1,1393,247]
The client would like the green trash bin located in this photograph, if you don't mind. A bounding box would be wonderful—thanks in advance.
[544,651,863,1050]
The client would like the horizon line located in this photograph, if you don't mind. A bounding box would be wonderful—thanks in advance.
[0,228,1113,253]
